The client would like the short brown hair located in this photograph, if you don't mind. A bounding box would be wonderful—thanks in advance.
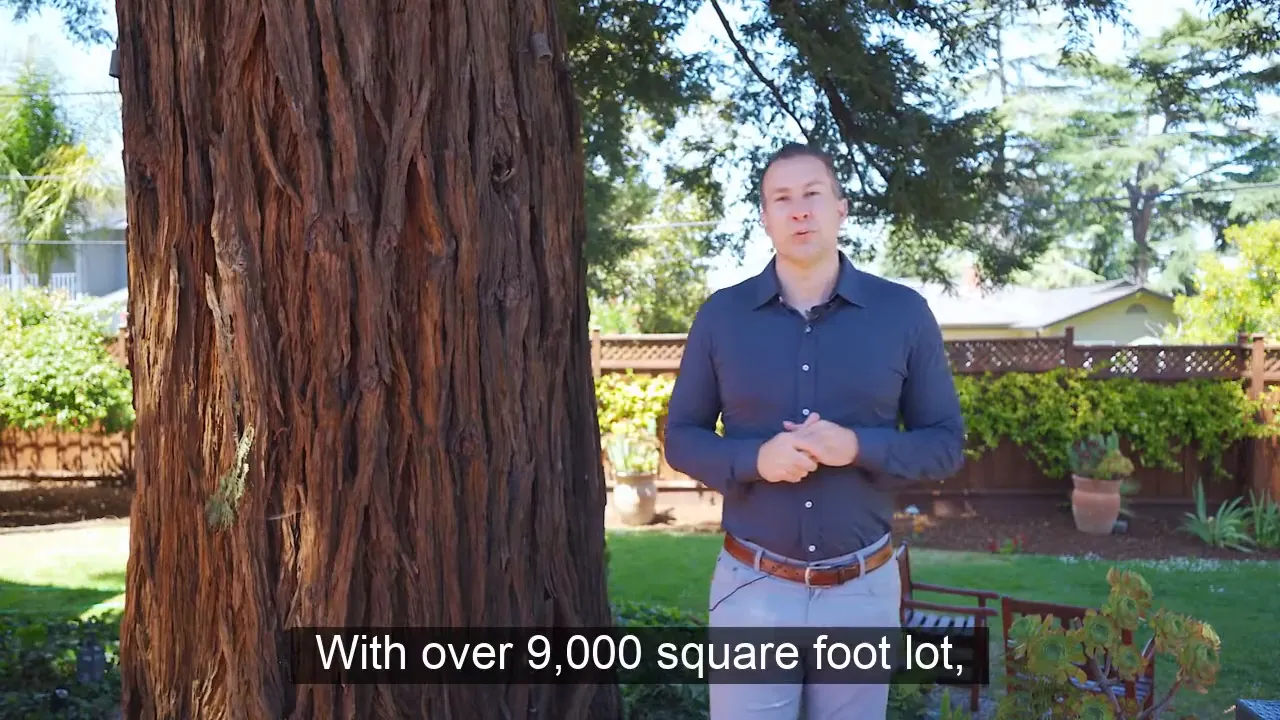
[759,142,844,200]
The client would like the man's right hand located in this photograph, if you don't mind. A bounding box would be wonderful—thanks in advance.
[756,432,819,483]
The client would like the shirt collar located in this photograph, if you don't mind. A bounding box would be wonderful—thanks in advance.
[751,252,868,309]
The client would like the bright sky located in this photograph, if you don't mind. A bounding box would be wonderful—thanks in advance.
[0,0,1259,290]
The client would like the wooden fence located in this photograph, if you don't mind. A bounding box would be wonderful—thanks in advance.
[4,327,1278,503]
[591,326,1280,382]
[0,427,133,482]
[592,327,1280,504]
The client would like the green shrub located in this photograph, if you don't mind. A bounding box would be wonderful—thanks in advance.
[594,367,1279,482]
[611,601,707,719]
[611,600,706,629]
[887,683,933,719]
[0,289,134,433]
[595,371,675,438]
[0,612,121,720]
[954,368,1274,479]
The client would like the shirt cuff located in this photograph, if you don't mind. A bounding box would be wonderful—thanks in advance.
[730,438,767,484]
[853,427,894,473]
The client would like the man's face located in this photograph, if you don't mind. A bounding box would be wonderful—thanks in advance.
[759,154,847,266]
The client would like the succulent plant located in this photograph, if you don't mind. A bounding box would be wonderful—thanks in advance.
[993,567,1220,720]
[1068,432,1134,481]
[603,420,660,476]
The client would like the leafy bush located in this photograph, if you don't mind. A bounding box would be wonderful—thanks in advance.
[611,600,706,629]
[955,368,1274,479]
[594,368,1278,482]
[595,372,675,438]
[888,683,933,719]
[0,289,134,433]
[611,601,707,719]
[0,612,121,720]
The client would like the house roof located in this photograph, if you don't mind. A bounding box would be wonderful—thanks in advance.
[888,277,1173,330]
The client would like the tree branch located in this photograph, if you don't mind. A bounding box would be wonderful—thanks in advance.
[706,0,811,142]
[1136,678,1183,720]
[1084,655,1124,715]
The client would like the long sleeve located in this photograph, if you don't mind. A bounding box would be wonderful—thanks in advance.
[662,302,767,495]
[852,303,966,482]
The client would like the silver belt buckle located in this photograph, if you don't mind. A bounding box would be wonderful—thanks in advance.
[804,566,815,587]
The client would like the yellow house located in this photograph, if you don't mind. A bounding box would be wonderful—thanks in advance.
[892,277,1178,345]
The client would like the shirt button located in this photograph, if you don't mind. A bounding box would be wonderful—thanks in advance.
[808,545,816,553]
[805,325,812,333]
[802,408,810,416]
[805,501,813,508]
[802,364,810,371]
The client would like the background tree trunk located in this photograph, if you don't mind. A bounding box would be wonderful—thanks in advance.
[114,1,617,718]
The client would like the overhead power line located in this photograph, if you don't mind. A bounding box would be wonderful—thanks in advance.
[0,90,118,98]
[625,220,723,230]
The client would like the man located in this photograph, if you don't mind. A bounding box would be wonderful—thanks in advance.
[662,142,966,719]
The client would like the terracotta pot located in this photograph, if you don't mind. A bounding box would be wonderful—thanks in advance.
[613,472,658,526]
[1071,474,1123,535]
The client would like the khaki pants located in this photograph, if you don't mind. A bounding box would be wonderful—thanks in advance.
[706,534,902,720]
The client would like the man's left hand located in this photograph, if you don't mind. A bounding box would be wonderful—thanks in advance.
[783,412,859,466]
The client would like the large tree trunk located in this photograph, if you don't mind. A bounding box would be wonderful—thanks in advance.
[114,1,617,718]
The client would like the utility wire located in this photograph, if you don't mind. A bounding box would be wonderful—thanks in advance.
[0,90,118,98]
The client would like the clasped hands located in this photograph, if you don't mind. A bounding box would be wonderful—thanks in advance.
[757,412,859,484]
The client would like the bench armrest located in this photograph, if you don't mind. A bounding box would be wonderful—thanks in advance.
[903,598,999,618]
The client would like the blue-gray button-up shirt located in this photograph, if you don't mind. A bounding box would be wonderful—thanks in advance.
[663,253,966,561]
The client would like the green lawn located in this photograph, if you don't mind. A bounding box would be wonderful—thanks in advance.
[606,529,1280,717]
[3,524,1278,716]
[0,525,127,617]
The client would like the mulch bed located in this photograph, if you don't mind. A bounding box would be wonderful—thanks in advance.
[889,499,1280,562]
[0,480,133,528]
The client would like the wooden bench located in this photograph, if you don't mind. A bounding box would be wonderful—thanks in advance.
[897,542,999,713]
[1000,595,1156,712]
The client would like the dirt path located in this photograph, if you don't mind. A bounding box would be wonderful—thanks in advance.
[4,481,1275,563]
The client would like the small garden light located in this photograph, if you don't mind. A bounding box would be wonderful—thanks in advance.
[76,634,106,683]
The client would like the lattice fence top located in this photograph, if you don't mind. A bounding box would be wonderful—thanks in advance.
[1267,348,1280,377]
[946,338,1065,373]
[596,333,685,371]
[1074,345,1248,378]
[594,331,1280,381]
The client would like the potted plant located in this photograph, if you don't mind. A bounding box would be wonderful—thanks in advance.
[1067,432,1135,535]
[604,422,661,526]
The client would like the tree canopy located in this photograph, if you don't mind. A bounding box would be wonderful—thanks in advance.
[0,55,117,281]
[7,0,1280,293]
[1003,11,1280,288]
[1166,219,1280,342]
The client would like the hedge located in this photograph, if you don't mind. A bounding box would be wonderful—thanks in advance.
[594,369,1280,480]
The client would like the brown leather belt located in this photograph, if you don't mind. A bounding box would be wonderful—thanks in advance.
[723,533,896,587]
